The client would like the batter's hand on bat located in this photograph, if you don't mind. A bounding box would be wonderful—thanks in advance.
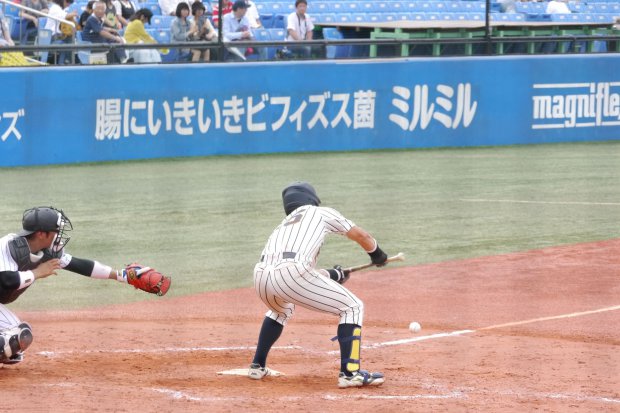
[368,244,388,267]
[333,265,350,284]
[33,258,61,279]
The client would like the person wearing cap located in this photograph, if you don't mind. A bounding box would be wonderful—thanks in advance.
[124,8,164,63]
[0,207,147,365]
[222,0,253,61]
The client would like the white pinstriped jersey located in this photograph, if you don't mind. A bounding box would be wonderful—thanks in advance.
[260,205,355,266]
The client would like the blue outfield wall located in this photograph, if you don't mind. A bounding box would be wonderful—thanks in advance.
[1,54,619,167]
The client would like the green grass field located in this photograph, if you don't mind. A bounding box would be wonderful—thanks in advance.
[2,141,619,311]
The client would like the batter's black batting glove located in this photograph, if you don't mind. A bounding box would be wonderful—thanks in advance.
[368,244,388,267]
[327,265,350,284]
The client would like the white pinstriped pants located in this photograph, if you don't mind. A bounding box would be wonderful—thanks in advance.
[0,303,21,331]
[254,261,364,326]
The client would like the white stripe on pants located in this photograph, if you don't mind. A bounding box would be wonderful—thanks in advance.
[254,261,364,326]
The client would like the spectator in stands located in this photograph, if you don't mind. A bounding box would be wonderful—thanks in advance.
[170,1,197,55]
[44,0,79,63]
[189,1,216,62]
[283,0,314,58]
[0,9,15,47]
[545,0,571,15]
[102,0,121,29]
[113,0,138,27]
[19,0,49,44]
[83,0,127,62]
[543,0,571,53]
[159,0,185,16]
[497,0,516,13]
[212,0,232,28]
[124,8,162,63]
[222,0,253,60]
[246,0,261,29]
[79,1,96,28]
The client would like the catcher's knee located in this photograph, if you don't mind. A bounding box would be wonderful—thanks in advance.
[18,322,33,352]
[1,322,33,360]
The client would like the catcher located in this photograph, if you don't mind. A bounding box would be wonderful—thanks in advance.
[0,206,171,365]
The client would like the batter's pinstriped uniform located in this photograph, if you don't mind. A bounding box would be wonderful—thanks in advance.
[249,182,387,387]
[254,205,364,326]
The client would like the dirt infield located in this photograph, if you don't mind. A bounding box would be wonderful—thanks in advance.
[2,240,619,412]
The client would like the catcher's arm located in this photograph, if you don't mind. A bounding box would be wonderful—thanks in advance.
[61,256,171,296]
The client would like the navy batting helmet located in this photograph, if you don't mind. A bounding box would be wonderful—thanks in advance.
[282,182,321,215]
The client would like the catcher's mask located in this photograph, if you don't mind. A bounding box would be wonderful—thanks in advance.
[282,181,321,215]
[18,207,73,252]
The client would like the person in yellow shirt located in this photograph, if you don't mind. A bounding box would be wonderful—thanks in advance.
[123,8,164,63]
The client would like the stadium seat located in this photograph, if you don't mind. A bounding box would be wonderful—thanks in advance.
[314,13,336,24]
[267,27,285,41]
[402,1,421,13]
[146,3,162,16]
[359,1,376,13]
[310,2,330,14]
[150,15,174,29]
[381,13,397,22]
[329,2,344,13]
[322,27,349,58]
[374,2,390,13]
[343,1,360,14]
[260,13,275,29]
[3,2,20,17]
[36,28,52,63]
[366,13,381,23]
[273,14,286,29]
[335,13,353,23]
[253,27,271,60]
[152,29,170,44]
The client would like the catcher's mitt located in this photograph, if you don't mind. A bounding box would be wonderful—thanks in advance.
[123,263,171,296]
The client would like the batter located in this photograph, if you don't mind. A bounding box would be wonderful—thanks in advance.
[248,182,389,388]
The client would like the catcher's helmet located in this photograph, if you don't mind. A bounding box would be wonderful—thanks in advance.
[282,181,321,215]
[17,207,72,251]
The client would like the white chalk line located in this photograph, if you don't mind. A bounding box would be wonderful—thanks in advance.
[36,345,303,357]
[361,304,620,350]
[459,198,620,206]
[36,305,620,357]
[147,386,620,405]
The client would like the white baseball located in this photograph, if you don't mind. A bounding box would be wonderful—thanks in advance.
[409,322,421,333]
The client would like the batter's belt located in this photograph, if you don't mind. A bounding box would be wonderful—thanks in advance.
[260,252,313,265]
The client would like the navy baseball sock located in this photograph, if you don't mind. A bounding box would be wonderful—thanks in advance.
[252,317,284,367]
[337,323,362,377]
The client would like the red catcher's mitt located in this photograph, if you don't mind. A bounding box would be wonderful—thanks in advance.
[124,263,171,296]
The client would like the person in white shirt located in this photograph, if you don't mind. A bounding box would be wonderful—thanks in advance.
[543,0,572,53]
[545,0,571,14]
[245,0,261,29]
[43,0,78,63]
[158,0,184,16]
[284,0,313,58]
[222,0,253,60]
[0,9,15,47]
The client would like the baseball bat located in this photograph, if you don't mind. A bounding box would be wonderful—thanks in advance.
[345,252,405,273]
